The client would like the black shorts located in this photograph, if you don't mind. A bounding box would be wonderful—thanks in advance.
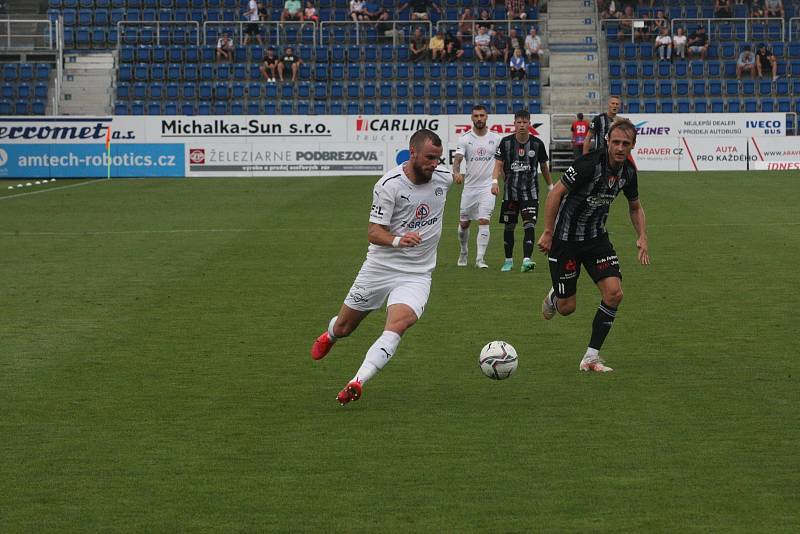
[498,199,538,225]
[245,23,259,35]
[548,235,621,298]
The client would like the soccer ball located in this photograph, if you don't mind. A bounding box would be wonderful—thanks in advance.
[479,341,518,380]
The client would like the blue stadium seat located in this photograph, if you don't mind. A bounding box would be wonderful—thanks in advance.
[727,99,741,113]
[659,100,673,113]
[694,100,708,113]
[710,98,725,113]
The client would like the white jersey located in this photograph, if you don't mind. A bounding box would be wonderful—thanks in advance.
[366,164,452,274]
[456,130,501,190]
[247,0,259,21]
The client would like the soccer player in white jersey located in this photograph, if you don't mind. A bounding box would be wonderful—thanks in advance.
[310,129,452,405]
[453,105,502,269]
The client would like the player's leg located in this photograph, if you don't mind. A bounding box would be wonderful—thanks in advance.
[580,238,623,372]
[520,201,538,272]
[457,204,471,267]
[542,239,578,319]
[312,265,386,360]
[499,200,517,271]
[475,190,495,268]
[339,275,428,405]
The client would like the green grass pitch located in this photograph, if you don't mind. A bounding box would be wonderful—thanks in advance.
[1,172,798,532]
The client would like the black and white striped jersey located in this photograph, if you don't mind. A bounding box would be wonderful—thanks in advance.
[554,149,639,242]
[494,133,549,202]
[589,112,614,151]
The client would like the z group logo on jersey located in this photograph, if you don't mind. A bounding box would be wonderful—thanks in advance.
[408,203,439,230]
[189,148,205,164]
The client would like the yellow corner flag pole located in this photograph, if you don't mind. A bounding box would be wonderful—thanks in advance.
[105,125,112,180]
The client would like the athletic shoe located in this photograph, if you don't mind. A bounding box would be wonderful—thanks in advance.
[475,259,489,269]
[542,288,556,320]
[500,260,513,272]
[521,259,535,272]
[457,254,468,267]
[579,356,614,373]
[336,380,362,405]
[311,332,334,360]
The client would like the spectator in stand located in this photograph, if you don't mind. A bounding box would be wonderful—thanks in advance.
[278,46,302,82]
[410,27,429,61]
[672,27,687,59]
[714,0,732,18]
[617,4,634,41]
[458,7,475,39]
[364,1,390,22]
[756,42,778,80]
[349,0,368,21]
[651,9,669,34]
[476,9,495,36]
[259,47,279,82]
[654,27,672,61]
[445,32,464,61]
[636,13,652,42]
[571,112,590,159]
[508,28,524,55]
[687,25,709,60]
[736,45,757,79]
[524,27,544,61]
[509,48,526,80]
[215,32,234,63]
[399,0,441,21]
[258,1,269,21]
[429,29,446,61]
[600,0,620,20]
[764,0,784,18]
[506,0,528,20]
[243,0,264,46]
[281,0,304,22]
[473,26,495,61]
[493,29,510,63]
[751,1,766,19]
[304,1,319,23]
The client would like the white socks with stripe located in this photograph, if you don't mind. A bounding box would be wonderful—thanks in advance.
[353,330,401,384]
[476,224,490,260]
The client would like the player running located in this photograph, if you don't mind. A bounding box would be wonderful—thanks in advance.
[537,118,650,373]
[453,105,502,269]
[491,109,553,272]
[310,129,452,405]
[583,95,620,155]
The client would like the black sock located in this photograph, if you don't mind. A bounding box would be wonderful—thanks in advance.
[589,301,618,350]
[523,226,535,258]
[504,229,515,258]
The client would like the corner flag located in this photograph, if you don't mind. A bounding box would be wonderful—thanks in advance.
[105,125,112,179]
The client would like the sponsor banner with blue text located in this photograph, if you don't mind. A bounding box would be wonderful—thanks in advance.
[0,143,185,178]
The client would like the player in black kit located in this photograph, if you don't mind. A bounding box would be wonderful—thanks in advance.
[537,118,650,373]
[491,109,553,272]
[582,95,620,155]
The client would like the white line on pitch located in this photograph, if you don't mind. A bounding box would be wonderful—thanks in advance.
[0,179,105,201]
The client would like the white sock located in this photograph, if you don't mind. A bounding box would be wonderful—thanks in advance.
[458,225,469,255]
[584,347,599,360]
[352,330,401,384]
[327,316,339,341]
[476,224,490,260]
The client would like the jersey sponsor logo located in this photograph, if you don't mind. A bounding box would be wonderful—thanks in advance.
[371,204,385,216]
[562,166,577,182]
[510,161,531,173]
[586,194,616,207]
[189,148,205,164]
[407,203,439,229]
[528,150,535,157]
[348,284,370,303]
[435,187,444,196]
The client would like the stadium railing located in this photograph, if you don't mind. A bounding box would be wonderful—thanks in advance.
[115,20,200,47]
[318,20,430,46]
[202,20,317,48]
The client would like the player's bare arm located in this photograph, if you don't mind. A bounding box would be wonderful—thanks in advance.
[453,153,464,184]
[368,222,422,247]
[582,130,594,155]
[537,180,567,254]
[628,199,649,265]
[490,158,503,195]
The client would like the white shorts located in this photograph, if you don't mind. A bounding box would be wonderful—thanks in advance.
[344,263,431,319]
[459,188,496,222]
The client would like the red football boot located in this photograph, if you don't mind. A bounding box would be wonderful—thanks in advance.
[311,332,334,360]
[336,381,362,406]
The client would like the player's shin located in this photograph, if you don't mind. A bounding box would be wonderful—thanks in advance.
[458,225,469,255]
[503,224,515,259]
[353,330,401,384]
[522,224,535,258]
[476,224,490,260]
[588,301,617,351]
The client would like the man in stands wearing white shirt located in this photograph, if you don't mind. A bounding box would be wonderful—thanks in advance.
[524,27,544,61]
[310,130,453,406]
[453,105,502,269]
[243,0,263,46]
